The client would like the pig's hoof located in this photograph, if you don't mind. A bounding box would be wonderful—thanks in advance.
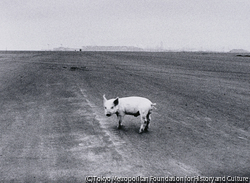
[117,124,123,129]
[139,129,143,134]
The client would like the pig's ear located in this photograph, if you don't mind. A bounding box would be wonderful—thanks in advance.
[103,94,107,102]
[113,97,119,106]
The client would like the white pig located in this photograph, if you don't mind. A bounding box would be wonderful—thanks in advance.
[103,94,156,133]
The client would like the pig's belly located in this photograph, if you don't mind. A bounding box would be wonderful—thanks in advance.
[125,111,140,117]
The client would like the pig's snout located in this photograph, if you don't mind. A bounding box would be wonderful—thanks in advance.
[106,113,111,117]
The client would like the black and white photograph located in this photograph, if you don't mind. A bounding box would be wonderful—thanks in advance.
[0,0,250,182]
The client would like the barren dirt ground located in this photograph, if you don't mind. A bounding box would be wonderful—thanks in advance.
[0,51,249,182]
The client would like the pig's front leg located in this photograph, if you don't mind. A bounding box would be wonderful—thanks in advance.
[116,114,124,129]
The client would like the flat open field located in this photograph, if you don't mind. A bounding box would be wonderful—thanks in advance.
[0,51,249,181]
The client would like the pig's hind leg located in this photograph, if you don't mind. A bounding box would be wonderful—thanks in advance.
[144,112,151,131]
[139,111,148,133]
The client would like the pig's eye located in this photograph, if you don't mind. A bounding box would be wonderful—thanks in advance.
[104,107,107,109]
[111,106,114,109]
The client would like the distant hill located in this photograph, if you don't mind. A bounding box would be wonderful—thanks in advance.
[81,46,144,51]
[229,49,249,53]
[53,47,77,51]
[52,46,144,52]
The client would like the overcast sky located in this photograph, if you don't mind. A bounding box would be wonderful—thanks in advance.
[1,0,249,51]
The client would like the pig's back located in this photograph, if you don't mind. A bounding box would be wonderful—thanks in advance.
[120,96,152,107]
